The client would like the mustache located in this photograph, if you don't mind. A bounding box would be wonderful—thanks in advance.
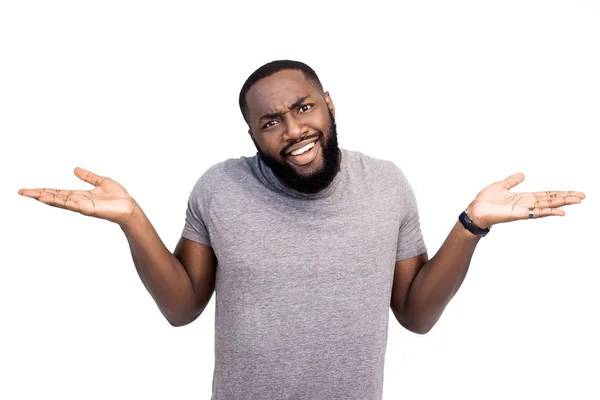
[281,133,322,157]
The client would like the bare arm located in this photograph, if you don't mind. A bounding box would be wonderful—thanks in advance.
[18,166,217,328]
[391,221,477,334]
[121,200,217,327]
[391,172,585,334]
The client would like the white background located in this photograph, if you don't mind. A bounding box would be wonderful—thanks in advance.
[2,1,598,399]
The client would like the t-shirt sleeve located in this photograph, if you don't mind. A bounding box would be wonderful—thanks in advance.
[392,164,427,261]
[181,164,221,247]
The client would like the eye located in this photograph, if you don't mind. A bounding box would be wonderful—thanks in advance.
[262,120,278,130]
[299,104,313,113]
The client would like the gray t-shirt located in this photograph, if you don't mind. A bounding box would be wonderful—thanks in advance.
[181,148,427,400]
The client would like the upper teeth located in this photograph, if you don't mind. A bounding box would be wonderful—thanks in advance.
[290,141,315,156]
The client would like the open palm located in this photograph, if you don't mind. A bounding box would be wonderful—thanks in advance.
[18,167,136,226]
[468,172,585,228]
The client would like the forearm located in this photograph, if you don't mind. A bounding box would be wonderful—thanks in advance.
[120,200,198,326]
[403,220,480,333]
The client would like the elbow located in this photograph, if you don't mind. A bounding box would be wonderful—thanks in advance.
[393,308,436,335]
[409,323,434,335]
[163,294,212,327]
[409,314,441,334]
[162,308,200,328]
[167,317,192,327]
[401,318,434,335]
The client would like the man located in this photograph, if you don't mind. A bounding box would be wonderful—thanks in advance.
[18,60,585,400]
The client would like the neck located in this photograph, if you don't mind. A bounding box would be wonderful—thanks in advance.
[276,149,342,192]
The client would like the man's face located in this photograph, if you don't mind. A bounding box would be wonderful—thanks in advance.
[246,69,341,194]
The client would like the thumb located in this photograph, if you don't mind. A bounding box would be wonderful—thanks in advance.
[74,167,105,187]
[498,172,525,190]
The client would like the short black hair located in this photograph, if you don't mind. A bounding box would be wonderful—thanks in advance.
[238,60,325,125]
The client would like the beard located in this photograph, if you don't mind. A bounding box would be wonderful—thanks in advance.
[253,110,341,194]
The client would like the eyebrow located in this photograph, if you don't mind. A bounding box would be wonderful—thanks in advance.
[259,95,311,121]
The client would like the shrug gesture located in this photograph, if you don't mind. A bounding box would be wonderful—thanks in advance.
[18,166,215,327]
[466,172,585,229]
[17,167,136,226]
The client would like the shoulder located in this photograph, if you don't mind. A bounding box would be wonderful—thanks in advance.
[192,155,251,186]
[343,148,405,186]
[188,156,252,202]
[189,161,224,192]
[343,148,418,201]
[189,153,263,202]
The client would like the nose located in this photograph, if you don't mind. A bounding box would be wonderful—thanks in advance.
[282,114,308,142]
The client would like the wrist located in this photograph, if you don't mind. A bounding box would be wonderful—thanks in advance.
[466,202,490,229]
[120,199,144,232]
[459,204,491,238]
[456,219,483,240]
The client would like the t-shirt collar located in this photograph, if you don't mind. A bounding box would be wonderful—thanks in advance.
[252,148,345,200]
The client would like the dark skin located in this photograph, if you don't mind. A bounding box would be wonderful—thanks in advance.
[392,181,585,333]
[244,69,586,334]
[17,69,585,332]
[244,70,444,333]
[245,69,340,178]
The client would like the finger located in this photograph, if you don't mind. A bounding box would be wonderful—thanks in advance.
[514,206,566,220]
[74,167,106,187]
[530,207,566,219]
[499,172,525,190]
[32,191,85,213]
[531,196,582,209]
[18,188,74,200]
[533,190,586,200]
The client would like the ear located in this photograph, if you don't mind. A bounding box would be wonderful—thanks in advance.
[324,91,335,117]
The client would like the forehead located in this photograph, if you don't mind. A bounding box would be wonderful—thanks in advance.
[246,69,318,118]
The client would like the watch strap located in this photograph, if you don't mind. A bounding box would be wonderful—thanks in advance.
[458,210,490,237]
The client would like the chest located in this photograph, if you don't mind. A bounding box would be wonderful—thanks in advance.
[207,183,401,281]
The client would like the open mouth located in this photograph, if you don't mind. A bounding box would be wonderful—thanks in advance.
[286,140,319,166]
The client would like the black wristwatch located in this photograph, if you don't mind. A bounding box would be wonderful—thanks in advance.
[458,209,490,237]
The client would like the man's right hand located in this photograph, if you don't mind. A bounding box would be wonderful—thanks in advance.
[18,166,136,227]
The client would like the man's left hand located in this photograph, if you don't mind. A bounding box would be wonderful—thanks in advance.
[466,172,585,229]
